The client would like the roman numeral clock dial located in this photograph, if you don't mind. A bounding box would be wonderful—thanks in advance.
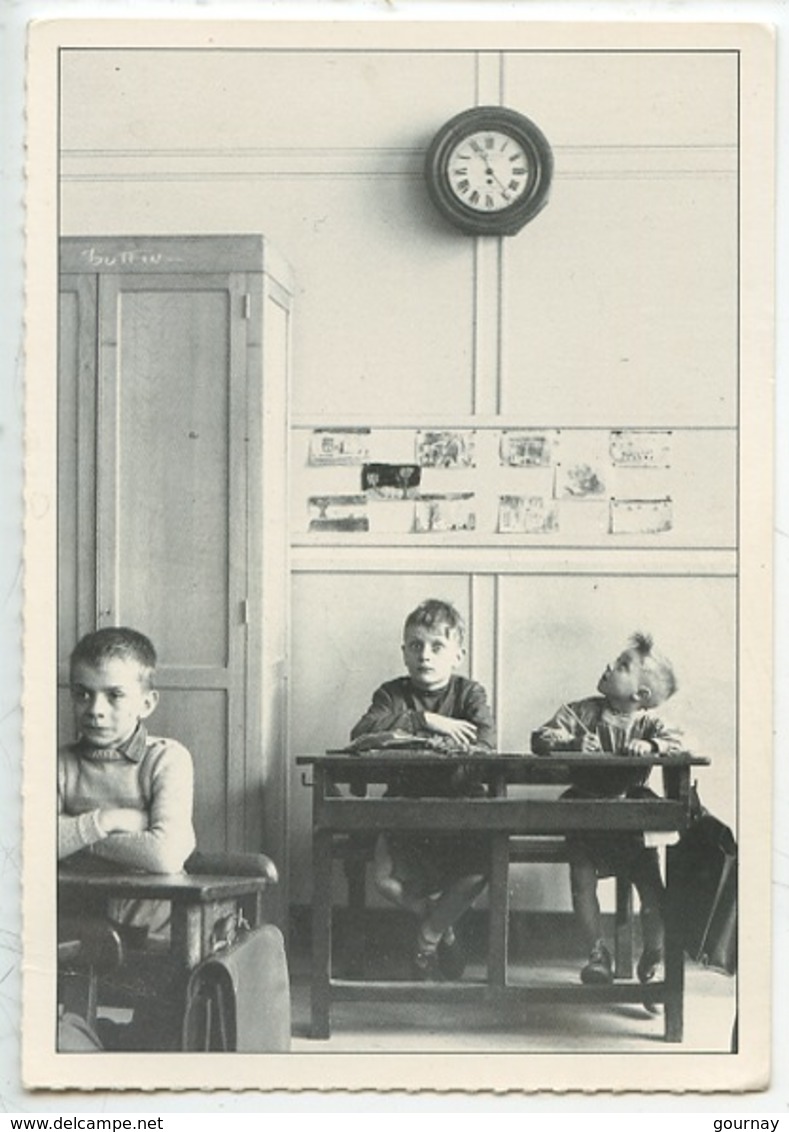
[424,107,553,236]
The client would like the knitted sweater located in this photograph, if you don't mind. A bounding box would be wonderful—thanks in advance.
[58,724,195,875]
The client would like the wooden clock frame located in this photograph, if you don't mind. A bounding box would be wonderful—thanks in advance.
[424,106,554,237]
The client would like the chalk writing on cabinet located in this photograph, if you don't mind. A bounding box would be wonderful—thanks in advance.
[79,247,185,269]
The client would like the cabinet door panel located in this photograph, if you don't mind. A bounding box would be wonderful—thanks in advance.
[96,272,248,851]
[57,275,97,668]
[152,687,229,855]
[114,287,233,663]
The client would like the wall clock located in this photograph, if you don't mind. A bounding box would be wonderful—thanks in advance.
[424,106,553,236]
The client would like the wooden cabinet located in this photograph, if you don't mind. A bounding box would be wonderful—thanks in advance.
[58,236,293,896]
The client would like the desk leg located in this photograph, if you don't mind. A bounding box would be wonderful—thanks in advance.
[664,844,684,1043]
[311,828,333,1040]
[171,906,202,970]
[488,834,510,988]
[614,877,634,980]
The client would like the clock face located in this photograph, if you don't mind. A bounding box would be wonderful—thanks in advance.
[446,129,531,214]
[424,107,553,236]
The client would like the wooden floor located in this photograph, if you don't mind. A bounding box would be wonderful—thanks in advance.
[287,917,737,1053]
[99,914,737,1054]
[289,961,735,1052]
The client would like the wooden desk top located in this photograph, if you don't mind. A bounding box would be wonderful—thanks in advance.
[298,749,708,767]
[58,869,272,904]
[297,750,709,787]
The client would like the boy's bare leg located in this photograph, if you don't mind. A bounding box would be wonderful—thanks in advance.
[569,857,602,949]
[420,873,487,942]
[372,834,431,918]
[631,848,665,972]
[569,855,614,983]
[412,873,486,980]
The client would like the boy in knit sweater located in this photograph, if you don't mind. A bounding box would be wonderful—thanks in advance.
[58,628,195,986]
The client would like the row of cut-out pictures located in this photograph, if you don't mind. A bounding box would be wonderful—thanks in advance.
[337,459,666,502]
[308,494,673,535]
[308,428,673,470]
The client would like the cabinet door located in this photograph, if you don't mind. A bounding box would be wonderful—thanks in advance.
[58,275,98,744]
[94,271,250,853]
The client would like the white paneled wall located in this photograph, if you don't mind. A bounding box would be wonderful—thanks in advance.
[60,45,740,908]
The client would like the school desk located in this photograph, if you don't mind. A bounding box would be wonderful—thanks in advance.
[296,749,710,1043]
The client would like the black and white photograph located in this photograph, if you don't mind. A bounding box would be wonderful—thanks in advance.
[20,15,774,1095]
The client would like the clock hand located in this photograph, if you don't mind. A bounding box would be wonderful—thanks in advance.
[485,165,510,195]
[470,145,513,197]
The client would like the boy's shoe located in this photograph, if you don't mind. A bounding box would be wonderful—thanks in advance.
[580,940,613,985]
[636,947,664,984]
[637,947,664,1015]
[412,931,440,981]
[412,946,440,980]
[437,928,466,981]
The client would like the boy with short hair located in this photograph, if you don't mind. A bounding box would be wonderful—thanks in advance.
[350,599,496,980]
[58,626,195,964]
[531,632,682,991]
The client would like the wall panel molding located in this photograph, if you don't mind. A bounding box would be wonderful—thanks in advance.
[60,143,737,183]
[290,547,737,575]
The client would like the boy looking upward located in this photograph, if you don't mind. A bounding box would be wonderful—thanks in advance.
[351,599,496,980]
[532,631,682,992]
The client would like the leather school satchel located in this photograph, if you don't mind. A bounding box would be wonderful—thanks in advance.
[671,786,737,975]
[181,923,291,1052]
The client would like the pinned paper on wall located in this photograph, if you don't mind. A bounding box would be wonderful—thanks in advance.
[499,430,560,468]
[309,428,371,465]
[555,461,608,500]
[554,431,610,500]
[308,494,369,532]
[498,494,559,534]
[610,497,673,535]
[362,463,421,499]
[414,493,476,532]
[609,430,673,468]
[416,430,476,468]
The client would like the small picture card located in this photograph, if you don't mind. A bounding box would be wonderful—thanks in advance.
[416,430,476,469]
[362,463,421,500]
[309,428,370,466]
[498,494,559,534]
[610,430,673,468]
[308,494,369,532]
[499,430,559,467]
[414,493,476,533]
[610,497,673,535]
[555,461,608,500]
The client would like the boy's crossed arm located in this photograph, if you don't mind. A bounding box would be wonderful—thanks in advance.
[58,742,195,874]
[351,682,496,751]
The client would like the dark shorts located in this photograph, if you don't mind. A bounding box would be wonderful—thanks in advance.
[562,785,661,879]
[386,832,490,899]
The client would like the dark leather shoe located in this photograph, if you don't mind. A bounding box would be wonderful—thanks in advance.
[637,947,664,1014]
[580,940,613,985]
[437,931,467,981]
[412,945,440,981]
